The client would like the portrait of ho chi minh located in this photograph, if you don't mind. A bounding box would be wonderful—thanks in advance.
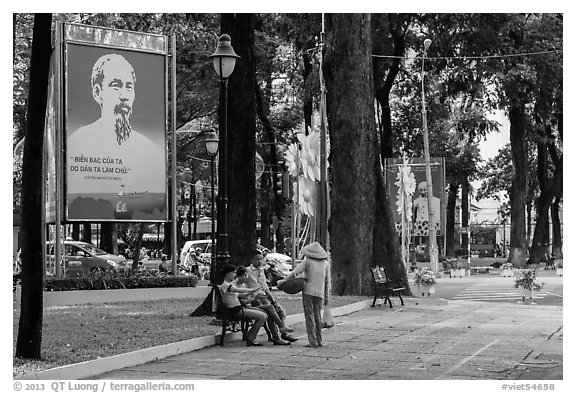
[66,52,166,220]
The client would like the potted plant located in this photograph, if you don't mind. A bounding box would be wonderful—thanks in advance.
[453,264,466,278]
[513,269,544,304]
[500,262,514,277]
[414,268,437,296]
[555,259,563,276]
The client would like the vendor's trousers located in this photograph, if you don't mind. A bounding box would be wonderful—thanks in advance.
[302,294,323,347]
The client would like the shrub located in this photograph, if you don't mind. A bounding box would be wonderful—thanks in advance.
[513,269,543,292]
[44,268,198,291]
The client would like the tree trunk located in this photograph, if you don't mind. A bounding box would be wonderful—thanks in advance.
[525,199,533,250]
[373,19,405,160]
[551,197,562,258]
[529,195,551,264]
[302,51,313,134]
[324,13,407,295]
[71,224,80,241]
[445,182,459,257]
[131,223,145,270]
[82,223,91,243]
[220,13,258,267]
[100,222,118,255]
[16,13,52,360]
[508,104,528,266]
[528,134,551,264]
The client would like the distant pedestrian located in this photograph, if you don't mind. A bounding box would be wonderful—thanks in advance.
[278,242,331,348]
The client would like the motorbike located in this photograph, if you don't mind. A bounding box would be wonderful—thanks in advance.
[264,259,286,288]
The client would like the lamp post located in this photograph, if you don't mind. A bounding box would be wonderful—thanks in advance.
[205,130,219,283]
[210,34,239,269]
[421,38,439,274]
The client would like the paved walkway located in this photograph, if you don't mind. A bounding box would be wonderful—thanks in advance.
[92,297,562,380]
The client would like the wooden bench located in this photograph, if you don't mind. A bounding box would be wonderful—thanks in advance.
[214,285,271,346]
[370,266,405,308]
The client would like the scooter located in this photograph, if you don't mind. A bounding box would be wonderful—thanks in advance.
[264,259,286,288]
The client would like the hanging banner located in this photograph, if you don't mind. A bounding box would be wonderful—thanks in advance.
[45,53,57,223]
[64,24,168,221]
[384,157,446,237]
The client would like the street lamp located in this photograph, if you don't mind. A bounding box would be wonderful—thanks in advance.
[205,130,219,283]
[420,38,439,274]
[210,34,239,268]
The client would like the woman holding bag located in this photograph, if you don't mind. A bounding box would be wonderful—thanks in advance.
[278,242,331,348]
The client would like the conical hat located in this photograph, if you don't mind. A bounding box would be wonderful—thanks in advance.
[301,242,328,260]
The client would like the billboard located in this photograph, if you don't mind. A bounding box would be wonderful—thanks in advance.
[64,25,168,221]
[384,157,446,237]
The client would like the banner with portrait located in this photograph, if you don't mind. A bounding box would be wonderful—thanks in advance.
[384,157,446,237]
[64,24,168,221]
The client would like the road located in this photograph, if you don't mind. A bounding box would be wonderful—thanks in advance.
[410,272,563,306]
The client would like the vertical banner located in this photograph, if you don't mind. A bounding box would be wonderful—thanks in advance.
[385,157,446,237]
[45,53,57,223]
[64,24,168,221]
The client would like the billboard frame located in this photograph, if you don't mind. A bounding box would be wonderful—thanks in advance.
[384,157,447,258]
[45,22,178,275]
[61,22,170,223]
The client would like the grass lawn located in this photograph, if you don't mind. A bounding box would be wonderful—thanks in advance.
[13,291,369,377]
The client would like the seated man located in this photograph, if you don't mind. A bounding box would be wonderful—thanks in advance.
[243,249,298,343]
[235,266,293,346]
[219,264,267,347]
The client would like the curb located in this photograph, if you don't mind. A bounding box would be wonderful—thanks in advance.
[16,299,380,380]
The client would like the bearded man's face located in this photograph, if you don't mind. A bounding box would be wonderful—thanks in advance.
[113,103,133,146]
[99,60,135,145]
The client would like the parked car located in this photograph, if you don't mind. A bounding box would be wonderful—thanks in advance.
[46,241,127,277]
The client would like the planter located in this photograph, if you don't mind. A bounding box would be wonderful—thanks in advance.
[556,268,563,276]
[501,269,514,277]
[450,269,465,278]
[517,288,536,304]
[416,284,436,297]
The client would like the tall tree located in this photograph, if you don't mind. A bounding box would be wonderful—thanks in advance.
[526,14,563,263]
[324,13,407,295]
[220,13,258,267]
[16,13,52,359]
[191,13,259,317]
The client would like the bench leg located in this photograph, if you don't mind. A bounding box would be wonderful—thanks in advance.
[398,293,404,306]
[385,296,393,308]
[241,320,250,341]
